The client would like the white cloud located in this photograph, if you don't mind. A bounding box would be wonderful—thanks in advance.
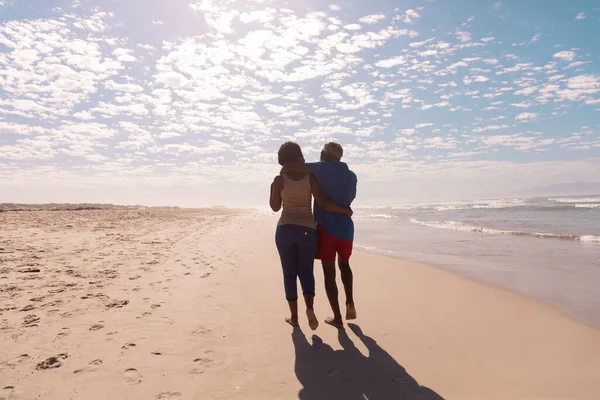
[359,14,386,24]
[455,30,472,43]
[375,56,406,68]
[399,128,416,135]
[394,9,421,24]
[515,112,537,121]
[575,12,586,20]
[464,75,490,84]
[344,24,362,31]
[409,37,436,47]
[329,4,341,11]
[239,10,275,24]
[416,123,434,129]
[473,124,510,133]
[405,9,420,23]
[418,49,438,57]
[553,51,577,61]
[154,71,189,89]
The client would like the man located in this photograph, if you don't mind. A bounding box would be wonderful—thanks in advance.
[282,142,358,327]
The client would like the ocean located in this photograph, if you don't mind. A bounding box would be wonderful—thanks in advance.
[354,195,600,328]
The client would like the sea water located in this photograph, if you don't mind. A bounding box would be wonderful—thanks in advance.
[354,195,600,327]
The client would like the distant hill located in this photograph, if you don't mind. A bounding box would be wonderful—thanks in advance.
[0,203,142,212]
[513,181,600,197]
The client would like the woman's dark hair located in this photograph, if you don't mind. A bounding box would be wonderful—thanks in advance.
[277,141,303,166]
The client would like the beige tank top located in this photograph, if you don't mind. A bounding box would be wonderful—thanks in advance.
[277,174,316,230]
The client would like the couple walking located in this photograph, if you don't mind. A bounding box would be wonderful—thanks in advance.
[270,141,357,330]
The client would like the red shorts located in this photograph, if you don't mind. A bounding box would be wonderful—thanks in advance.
[315,225,353,263]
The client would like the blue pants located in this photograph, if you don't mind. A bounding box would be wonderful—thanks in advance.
[275,225,318,301]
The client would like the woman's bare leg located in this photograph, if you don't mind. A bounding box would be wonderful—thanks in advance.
[286,300,299,327]
[303,293,319,330]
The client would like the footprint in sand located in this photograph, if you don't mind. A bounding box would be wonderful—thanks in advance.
[150,304,161,309]
[201,273,211,278]
[73,359,103,375]
[137,312,152,320]
[0,386,15,400]
[36,354,68,370]
[89,324,104,331]
[2,354,30,368]
[106,300,129,309]
[22,314,40,327]
[191,326,210,336]
[121,343,136,350]
[124,368,142,385]
[56,328,71,339]
[190,357,214,375]
[156,392,181,399]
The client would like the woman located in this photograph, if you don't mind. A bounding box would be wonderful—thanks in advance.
[270,142,353,330]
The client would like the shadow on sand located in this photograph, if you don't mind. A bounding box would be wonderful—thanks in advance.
[293,323,444,400]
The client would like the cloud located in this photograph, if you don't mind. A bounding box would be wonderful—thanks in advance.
[463,75,490,84]
[575,12,586,20]
[416,123,434,129]
[359,14,386,24]
[344,24,362,31]
[375,56,406,68]
[455,30,472,43]
[553,51,577,61]
[515,112,537,121]
[473,124,510,133]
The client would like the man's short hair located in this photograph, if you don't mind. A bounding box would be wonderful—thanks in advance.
[321,142,343,161]
[278,141,304,166]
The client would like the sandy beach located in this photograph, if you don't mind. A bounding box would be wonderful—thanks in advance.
[1,208,600,399]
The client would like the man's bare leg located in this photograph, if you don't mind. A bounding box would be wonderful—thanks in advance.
[338,259,356,320]
[303,293,319,330]
[286,300,299,327]
[322,261,343,327]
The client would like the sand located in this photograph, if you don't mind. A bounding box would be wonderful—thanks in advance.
[1,209,599,399]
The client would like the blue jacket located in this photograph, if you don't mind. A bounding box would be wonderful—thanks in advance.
[307,162,357,241]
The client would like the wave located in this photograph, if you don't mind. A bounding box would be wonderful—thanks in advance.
[383,198,528,211]
[366,213,394,219]
[549,196,600,204]
[409,219,600,243]
[573,204,600,209]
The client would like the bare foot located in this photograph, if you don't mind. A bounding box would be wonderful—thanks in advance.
[346,304,357,320]
[324,317,343,328]
[285,318,299,327]
[306,309,319,331]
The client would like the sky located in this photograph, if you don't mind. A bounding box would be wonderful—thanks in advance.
[1,0,599,208]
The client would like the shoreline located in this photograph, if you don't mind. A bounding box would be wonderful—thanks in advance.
[1,209,599,399]
[354,244,600,332]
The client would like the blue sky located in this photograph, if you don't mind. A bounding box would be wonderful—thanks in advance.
[1,0,599,207]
